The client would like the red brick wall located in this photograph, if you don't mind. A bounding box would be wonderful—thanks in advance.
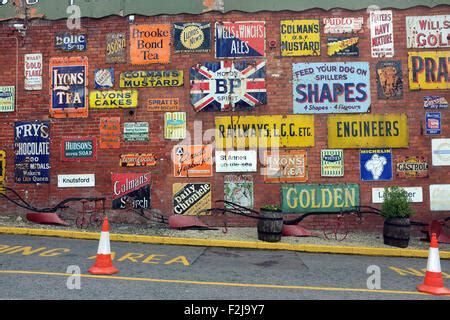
[0,6,449,231]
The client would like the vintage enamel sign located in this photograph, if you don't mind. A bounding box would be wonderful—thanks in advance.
[280,19,320,56]
[327,114,409,149]
[173,145,213,178]
[406,15,450,48]
[94,68,114,89]
[376,61,403,99]
[432,139,450,166]
[395,156,428,178]
[215,21,265,58]
[263,150,307,183]
[99,117,120,149]
[426,112,442,135]
[372,187,423,203]
[323,17,364,34]
[293,62,370,114]
[14,121,50,184]
[129,24,171,64]
[173,183,211,215]
[124,122,149,142]
[174,22,211,52]
[89,90,138,109]
[106,33,126,63]
[57,174,95,188]
[119,153,156,167]
[326,37,359,57]
[120,70,183,88]
[224,175,254,209]
[370,10,394,58]
[281,184,360,213]
[24,53,42,90]
[360,149,393,181]
[430,184,450,210]
[61,137,97,162]
[0,86,14,112]
[215,150,257,173]
[111,173,151,210]
[424,96,448,109]
[164,112,186,140]
[147,98,179,112]
[49,56,88,118]
[408,51,450,90]
[55,33,87,51]
[321,149,344,177]
[215,115,314,149]
[190,60,266,112]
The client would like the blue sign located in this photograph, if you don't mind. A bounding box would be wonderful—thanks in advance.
[426,112,441,135]
[424,96,448,109]
[360,149,392,181]
[94,68,114,89]
[14,121,50,184]
[173,22,211,53]
[55,33,87,51]
[51,65,86,110]
[293,62,371,114]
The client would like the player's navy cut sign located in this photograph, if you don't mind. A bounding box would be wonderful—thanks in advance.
[190,60,266,112]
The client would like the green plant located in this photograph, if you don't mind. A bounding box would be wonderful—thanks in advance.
[261,204,281,211]
[380,186,415,219]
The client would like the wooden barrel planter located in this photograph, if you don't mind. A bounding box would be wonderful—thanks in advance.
[383,218,411,248]
[257,208,283,242]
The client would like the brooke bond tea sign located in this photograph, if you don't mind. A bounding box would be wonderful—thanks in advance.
[14,121,50,184]
[215,21,265,58]
[173,145,213,178]
[263,150,307,183]
[130,24,171,64]
[112,173,151,210]
[61,137,97,162]
[323,17,364,34]
[0,86,14,112]
[49,56,88,118]
[190,60,266,112]
[280,19,320,56]
[173,183,211,215]
[395,156,429,178]
[106,33,126,63]
[376,61,403,99]
[24,53,42,90]
[293,62,371,114]
[174,22,211,53]
[370,10,394,58]
[406,15,450,48]
[408,51,450,90]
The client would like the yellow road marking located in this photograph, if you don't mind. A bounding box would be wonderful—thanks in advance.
[0,269,431,296]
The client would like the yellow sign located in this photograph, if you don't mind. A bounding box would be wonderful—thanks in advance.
[89,90,138,108]
[280,20,320,56]
[215,115,315,149]
[119,70,183,88]
[408,51,450,90]
[327,114,409,149]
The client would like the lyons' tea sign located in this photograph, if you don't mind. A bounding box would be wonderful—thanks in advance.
[281,184,360,213]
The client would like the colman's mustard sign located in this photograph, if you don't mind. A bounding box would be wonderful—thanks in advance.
[327,114,409,149]
[408,51,450,90]
[215,115,314,149]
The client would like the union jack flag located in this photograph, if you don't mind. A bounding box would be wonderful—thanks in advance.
[190,60,266,112]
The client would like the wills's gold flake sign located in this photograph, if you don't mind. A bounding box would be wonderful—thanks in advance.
[408,51,450,90]
[215,115,314,149]
[327,114,409,149]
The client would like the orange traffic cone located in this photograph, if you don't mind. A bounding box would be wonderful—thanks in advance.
[416,233,450,295]
[88,216,119,275]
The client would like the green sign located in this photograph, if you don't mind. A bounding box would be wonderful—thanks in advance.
[124,122,149,142]
[281,183,360,213]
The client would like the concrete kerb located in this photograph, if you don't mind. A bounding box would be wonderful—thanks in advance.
[0,226,448,259]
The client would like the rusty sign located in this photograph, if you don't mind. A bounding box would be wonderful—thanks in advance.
[120,70,183,88]
[376,61,403,99]
[408,51,450,90]
[99,117,120,149]
[406,15,450,48]
[263,150,307,183]
[147,98,179,111]
[190,60,266,112]
[129,24,171,64]
[370,10,394,58]
[173,145,213,178]
[280,19,320,56]
[106,33,126,63]
[395,156,429,178]
[49,56,88,118]
[119,153,156,167]
[323,17,364,34]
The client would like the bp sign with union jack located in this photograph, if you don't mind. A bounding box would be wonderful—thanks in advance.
[190,60,266,112]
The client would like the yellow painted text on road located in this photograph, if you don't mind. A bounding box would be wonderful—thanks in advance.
[0,245,70,257]
[87,252,190,266]
[389,266,450,278]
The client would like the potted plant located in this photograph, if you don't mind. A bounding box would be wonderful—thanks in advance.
[257,204,283,242]
[380,186,415,248]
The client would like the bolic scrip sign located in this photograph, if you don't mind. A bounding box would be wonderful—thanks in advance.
[263,150,307,183]
[395,156,429,178]
[174,22,211,53]
[55,33,86,51]
[49,56,88,118]
[190,60,266,112]
[216,115,314,149]
[408,51,450,90]
[280,19,320,56]
[281,184,360,213]
[215,21,265,58]
[130,24,171,64]
[406,15,450,48]
[173,183,211,215]
[327,114,409,149]
[376,61,403,100]
[14,121,50,184]
[293,62,371,114]
[61,137,97,162]
[120,70,183,88]
[173,145,213,178]
[370,10,394,58]
[112,173,151,210]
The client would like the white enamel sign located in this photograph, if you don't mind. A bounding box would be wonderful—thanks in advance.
[215,150,257,172]
[372,187,423,203]
[57,174,95,188]
[430,184,450,211]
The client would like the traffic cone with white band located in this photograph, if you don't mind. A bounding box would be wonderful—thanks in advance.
[416,233,450,295]
[88,216,119,275]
